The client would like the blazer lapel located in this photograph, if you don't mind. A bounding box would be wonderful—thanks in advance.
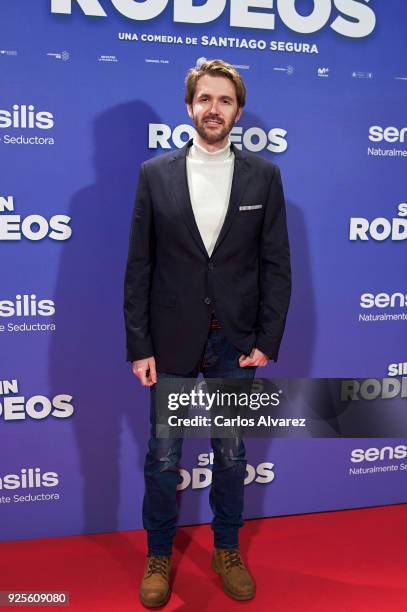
[169,138,251,258]
[211,143,250,256]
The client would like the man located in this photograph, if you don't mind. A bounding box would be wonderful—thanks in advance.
[124,59,291,607]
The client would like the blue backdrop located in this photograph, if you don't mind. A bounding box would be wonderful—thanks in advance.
[1,0,406,542]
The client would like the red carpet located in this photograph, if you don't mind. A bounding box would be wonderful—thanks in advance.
[1,505,406,611]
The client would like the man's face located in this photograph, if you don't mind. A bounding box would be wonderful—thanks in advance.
[187,74,243,145]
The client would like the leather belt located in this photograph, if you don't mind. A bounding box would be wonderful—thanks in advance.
[210,315,222,329]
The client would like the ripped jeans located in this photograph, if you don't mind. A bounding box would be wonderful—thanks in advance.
[142,326,256,556]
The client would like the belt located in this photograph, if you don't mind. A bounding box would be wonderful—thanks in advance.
[210,315,222,329]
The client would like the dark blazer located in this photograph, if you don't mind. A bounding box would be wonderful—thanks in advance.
[124,138,291,375]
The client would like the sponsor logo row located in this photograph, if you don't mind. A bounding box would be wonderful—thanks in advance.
[6,47,406,83]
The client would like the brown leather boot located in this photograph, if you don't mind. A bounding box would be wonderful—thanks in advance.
[139,555,172,608]
[212,548,255,600]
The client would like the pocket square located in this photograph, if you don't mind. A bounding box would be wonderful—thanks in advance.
[239,204,263,211]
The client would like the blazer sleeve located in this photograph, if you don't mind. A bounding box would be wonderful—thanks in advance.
[123,163,155,362]
[255,164,291,361]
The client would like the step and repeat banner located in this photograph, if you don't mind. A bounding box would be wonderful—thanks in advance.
[1,1,406,541]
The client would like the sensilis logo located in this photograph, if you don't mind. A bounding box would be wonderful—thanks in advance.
[51,0,376,38]
[360,292,407,309]
[0,105,54,130]
[0,295,55,318]
[369,126,407,144]
[351,445,407,463]
[358,292,407,323]
[367,125,407,159]
[0,468,59,490]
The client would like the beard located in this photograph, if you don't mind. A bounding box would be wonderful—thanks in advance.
[193,111,237,145]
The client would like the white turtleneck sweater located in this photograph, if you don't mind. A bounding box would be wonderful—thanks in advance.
[186,138,235,256]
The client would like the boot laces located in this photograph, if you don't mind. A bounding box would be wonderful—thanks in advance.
[224,549,244,571]
[146,555,170,578]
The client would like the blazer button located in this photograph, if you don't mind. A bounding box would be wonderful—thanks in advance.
[204,297,212,305]
[208,263,214,271]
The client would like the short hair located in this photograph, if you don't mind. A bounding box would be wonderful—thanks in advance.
[185,59,246,108]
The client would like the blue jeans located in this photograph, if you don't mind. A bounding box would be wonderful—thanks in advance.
[143,326,256,556]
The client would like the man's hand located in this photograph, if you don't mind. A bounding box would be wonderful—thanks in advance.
[132,356,157,387]
[239,348,269,368]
